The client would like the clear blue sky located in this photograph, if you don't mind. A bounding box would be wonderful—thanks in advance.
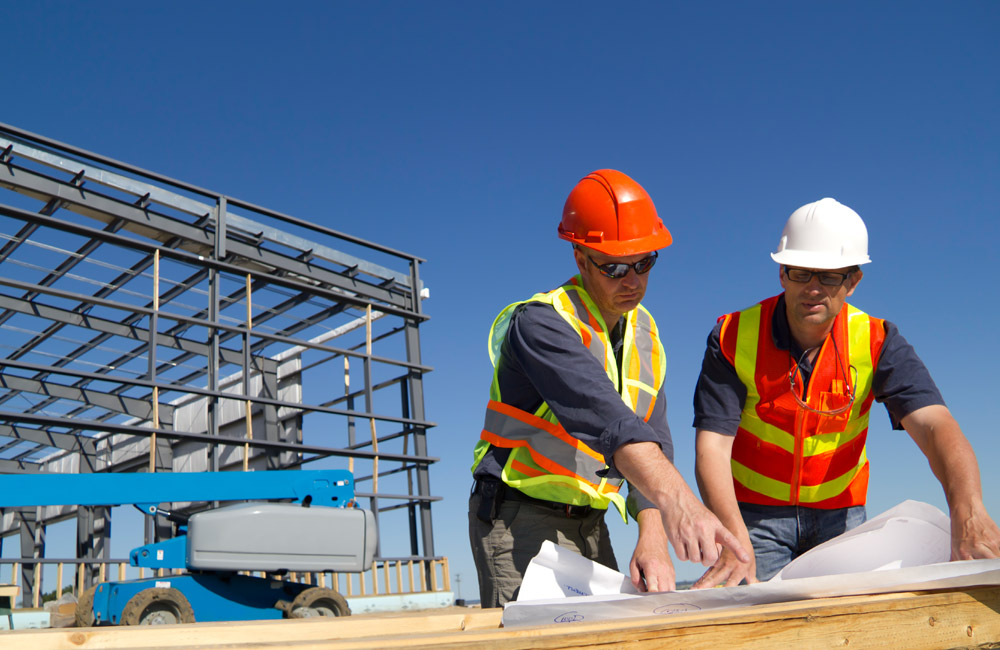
[4,1,998,592]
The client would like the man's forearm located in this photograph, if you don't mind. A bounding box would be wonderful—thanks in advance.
[614,441,694,511]
[902,405,984,508]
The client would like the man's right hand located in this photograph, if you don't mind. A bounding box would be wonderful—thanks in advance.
[613,441,750,568]
[692,544,758,588]
[658,488,751,567]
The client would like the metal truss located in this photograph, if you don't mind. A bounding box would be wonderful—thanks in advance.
[0,122,437,600]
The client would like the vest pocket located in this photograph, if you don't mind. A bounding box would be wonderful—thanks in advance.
[814,391,852,434]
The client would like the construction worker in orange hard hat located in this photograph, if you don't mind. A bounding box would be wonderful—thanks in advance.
[691,198,1000,589]
[469,169,748,608]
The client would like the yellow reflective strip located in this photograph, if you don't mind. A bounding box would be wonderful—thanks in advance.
[801,415,870,457]
[643,306,667,393]
[734,305,762,407]
[554,292,584,335]
[470,439,491,473]
[501,464,627,521]
[566,282,609,331]
[731,458,791,501]
[798,448,868,503]
[738,415,796,454]
[846,306,875,418]
[622,377,658,397]
[558,285,612,376]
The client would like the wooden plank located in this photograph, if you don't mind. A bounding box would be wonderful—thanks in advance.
[0,608,502,649]
[5,587,1000,650]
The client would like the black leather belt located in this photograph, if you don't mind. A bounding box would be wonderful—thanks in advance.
[474,479,593,518]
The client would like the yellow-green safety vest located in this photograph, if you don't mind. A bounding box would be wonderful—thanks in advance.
[471,276,666,520]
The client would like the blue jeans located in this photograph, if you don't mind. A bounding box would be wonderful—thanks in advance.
[739,503,867,581]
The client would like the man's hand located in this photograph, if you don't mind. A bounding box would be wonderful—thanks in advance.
[630,509,675,592]
[614,441,750,568]
[951,501,1000,561]
[692,544,758,589]
[902,405,1000,561]
[657,487,749,567]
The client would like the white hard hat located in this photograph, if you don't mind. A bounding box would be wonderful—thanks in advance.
[770,198,871,269]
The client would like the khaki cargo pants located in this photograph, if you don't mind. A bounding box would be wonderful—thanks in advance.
[468,491,617,608]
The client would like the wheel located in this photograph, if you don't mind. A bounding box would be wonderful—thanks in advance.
[74,585,98,627]
[288,587,350,618]
[119,587,195,625]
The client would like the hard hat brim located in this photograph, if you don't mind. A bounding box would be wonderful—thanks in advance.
[770,250,871,270]
[560,229,673,257]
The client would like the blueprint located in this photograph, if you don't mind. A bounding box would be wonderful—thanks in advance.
[503,500,1000,628]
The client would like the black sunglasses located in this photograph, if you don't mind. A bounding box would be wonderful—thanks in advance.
[586,251,658,279]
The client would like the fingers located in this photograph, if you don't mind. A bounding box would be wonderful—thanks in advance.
[692,556,758,590]
[718,528,751,563]
[691,565,718,590]
[628,557,647,592]
[631,555,676,593]
[639,566,675,593]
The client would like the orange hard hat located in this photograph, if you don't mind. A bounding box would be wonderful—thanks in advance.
[557,169,672,256]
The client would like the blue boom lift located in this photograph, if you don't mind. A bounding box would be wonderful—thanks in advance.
[0,470,376,625]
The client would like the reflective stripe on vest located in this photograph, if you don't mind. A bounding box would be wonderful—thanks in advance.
[725,295,885,508]
[473,276,666,517]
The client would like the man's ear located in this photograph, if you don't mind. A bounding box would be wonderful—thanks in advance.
[845,268,863,297]
[573,246,587,275]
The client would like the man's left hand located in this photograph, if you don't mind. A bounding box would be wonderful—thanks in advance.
[631,508,676,592]
[951,501,1000,560]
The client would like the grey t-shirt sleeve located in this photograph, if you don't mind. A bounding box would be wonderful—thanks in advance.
[503,301,673,478]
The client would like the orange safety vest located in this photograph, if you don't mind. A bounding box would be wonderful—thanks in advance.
[719,294,885,508]
[471,276,667,519]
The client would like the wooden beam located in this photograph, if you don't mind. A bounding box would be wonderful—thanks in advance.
[0,609,502,649]
[6,587,1000,650]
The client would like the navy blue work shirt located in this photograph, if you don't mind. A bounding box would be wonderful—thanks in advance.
[474,300,674,514]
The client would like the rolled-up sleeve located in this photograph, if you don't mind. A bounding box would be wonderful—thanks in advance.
[503,302,673,478]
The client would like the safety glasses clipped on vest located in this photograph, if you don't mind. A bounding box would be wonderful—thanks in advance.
[787,339,858,416]
[586,251,658,279]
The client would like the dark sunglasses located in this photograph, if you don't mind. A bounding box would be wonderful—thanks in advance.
[586,251,658,279]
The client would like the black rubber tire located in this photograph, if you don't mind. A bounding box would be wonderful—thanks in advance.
[288,587,351,618]
[74,585,98,628]
[119,587,196,625]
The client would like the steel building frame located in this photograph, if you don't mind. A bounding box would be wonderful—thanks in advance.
[0,122,437,602]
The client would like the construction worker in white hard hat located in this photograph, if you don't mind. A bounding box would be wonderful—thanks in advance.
[690,198,1000,587]
[469,170,749,607]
